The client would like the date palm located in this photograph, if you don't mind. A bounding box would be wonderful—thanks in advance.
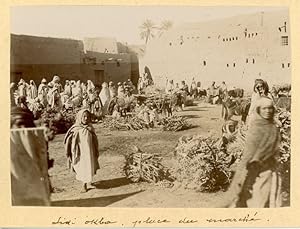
[158,20,173,37]
[139,19,157,44]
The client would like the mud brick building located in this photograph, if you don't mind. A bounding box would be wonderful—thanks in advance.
[140,10,291,91]
[11,34,140,87]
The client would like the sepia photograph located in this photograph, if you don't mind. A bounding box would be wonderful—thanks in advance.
[9,5,291,209]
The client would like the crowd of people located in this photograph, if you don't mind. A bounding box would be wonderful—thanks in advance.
[165,78,230,106]
[10,75,144,120]
[9,72,289,207]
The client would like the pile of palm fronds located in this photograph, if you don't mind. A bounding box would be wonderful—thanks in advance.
[123,146,170,183]
[40,107,76,134]
[135,93,172,114]
[27,98,45,119]
[143,85,164,96]
[275,110,291,163]
[173,135,233,192]
[225,124,248,164]
[101,116,149,131]
[158,116,191,131]
[275,109,291,204]
[144,94,166,109]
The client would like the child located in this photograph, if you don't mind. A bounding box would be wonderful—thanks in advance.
[64,109,100,193]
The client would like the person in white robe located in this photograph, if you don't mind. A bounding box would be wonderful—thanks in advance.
[64,109,100,192]
[27,80,38,100]
[117,82,125,98]
[99,82,111,115]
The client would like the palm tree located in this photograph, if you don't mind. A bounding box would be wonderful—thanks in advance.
[158,20,173,37]
[139,19,157,44]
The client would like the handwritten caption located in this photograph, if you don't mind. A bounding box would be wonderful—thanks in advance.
[51,212,265,227]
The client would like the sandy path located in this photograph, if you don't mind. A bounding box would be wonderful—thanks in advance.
[49,101,228,207]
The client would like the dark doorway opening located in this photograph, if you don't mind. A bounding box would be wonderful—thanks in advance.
[94,70,104,87]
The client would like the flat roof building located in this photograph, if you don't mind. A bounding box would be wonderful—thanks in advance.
[140,10,291,91]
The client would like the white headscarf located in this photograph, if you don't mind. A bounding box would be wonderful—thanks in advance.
[99,82,111,114]
[28,80,38,99]
[99,82,111,104]
[87,80,95,93]
[73,80,82,97]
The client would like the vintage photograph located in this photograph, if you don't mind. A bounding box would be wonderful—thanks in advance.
[10,5,291,208]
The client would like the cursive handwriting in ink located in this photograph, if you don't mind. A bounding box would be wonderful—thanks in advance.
[85,217,117,225]
[179,217,198,224]
[132,217,171,227]
[206,212,262,223]
[51,217,76,225]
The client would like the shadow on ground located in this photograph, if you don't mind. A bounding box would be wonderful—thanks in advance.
[180,107,209,112]
[180,114,200,119]
[93,177,131,189]
[51,190,144,207]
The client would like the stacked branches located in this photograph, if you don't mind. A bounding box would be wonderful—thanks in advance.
[100,116,149,131]
[40,107,77,134]
[275,110,291,203]
[174,135,233,192]
[159,116,191,131]
[225,124,248,165]
[124,146,170,183]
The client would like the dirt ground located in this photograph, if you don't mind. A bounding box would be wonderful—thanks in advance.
[48,101,235,207]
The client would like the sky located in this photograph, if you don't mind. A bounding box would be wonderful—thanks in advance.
[10,5,286,45]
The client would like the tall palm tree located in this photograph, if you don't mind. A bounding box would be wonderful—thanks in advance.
[158,20,173,37]
[139,19,157,44]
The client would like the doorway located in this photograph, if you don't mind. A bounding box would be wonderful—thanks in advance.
[94,70,104,87]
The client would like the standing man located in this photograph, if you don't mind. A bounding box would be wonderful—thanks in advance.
[219,81,228,102]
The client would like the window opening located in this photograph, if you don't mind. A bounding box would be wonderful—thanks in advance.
[281,36,288,46]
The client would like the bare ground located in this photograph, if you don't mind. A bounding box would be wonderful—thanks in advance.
[48,101,231,207]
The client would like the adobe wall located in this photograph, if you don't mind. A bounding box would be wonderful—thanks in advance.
[11,34,139,86]
[11,34,84,84]
[11,34,84,65]
[82,51,133,85]
[140,10,291,91]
